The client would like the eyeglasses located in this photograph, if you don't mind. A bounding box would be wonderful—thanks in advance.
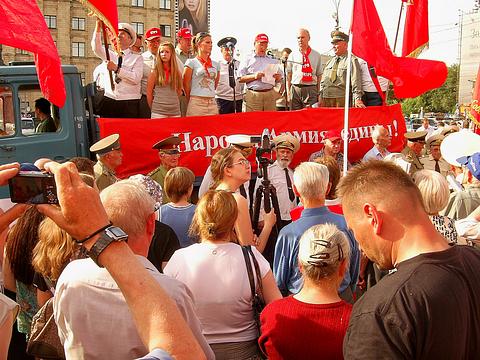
[229,159,251,167]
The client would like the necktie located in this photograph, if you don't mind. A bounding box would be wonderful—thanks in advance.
[435,160,441,173]
[330,57,340,82]
[239,183,247,199]
[284,168,295,202]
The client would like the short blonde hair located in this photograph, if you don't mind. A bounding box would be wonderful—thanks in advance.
[412,170,450,214]
[164,167,195,202]
[189,190,237,242]
[293,162,329,200]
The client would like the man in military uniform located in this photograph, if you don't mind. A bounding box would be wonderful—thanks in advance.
[319,31,365,108]
[420,135,451,177]
[149,136,181,204]
[401,131,427,175]
[90,134,122,191]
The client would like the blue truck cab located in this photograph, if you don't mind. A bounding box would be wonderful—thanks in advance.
[0,64,97,204]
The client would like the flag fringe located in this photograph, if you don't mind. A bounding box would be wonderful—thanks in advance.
[406,41,429,58]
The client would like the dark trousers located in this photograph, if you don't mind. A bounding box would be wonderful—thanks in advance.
[216,98,243,114]
[138,94,151,118]
[98,97,140,118]
[362,91,385,106]
[290,84,318,110]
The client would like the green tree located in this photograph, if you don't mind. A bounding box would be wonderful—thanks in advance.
[387,64,458,116]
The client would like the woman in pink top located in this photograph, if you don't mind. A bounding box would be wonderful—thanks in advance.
[164,190,281,360]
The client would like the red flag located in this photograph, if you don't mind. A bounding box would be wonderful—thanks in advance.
[0,0,65,107]
[351,0,447,99]
[468,65,480,130]
[77,0,119,40]
[402,0,429,57]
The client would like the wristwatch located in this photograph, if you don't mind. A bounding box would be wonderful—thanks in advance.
[88,226,128,267]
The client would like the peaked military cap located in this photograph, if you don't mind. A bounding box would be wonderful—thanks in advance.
[273,134,300,154]
[152,136,181,154]
[331,30,349,43]
[90,134,121,155]
[404,130,428,143]
[217,37,237,48]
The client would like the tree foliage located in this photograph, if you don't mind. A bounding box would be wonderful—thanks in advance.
[387,64,459,116]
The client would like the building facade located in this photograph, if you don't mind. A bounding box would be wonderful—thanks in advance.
[1,0,176,85]
[458,9,480,105]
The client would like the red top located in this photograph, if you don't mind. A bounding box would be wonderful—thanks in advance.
[259,296,352,360]
[290,204,343,221]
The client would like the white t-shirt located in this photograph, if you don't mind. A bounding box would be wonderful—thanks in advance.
[164,242,270,344]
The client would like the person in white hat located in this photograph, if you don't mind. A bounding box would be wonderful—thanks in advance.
[91,19,143,118]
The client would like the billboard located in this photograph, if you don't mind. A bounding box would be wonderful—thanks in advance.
[177,0,209,35]
[458,10,480,105]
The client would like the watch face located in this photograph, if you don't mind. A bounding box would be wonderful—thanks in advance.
[106,226,128,239]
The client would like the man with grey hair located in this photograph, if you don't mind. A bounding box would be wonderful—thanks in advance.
[362,125,391,161]
[287,28,323,110]
[54,180,214,359]
[273,162,360,301]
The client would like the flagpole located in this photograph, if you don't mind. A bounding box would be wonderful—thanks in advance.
[393,1,405,55]
[101,22,115,91]
[343,0,356,177]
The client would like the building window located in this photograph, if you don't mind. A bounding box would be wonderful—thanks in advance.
[72,42,85,57]
[160,25,171,37]
[159,0,171,9]
[72,17,86,31]
[131,0,144,7]
[132,22,144,36]
[44,15,57,29]
[16,48,29,55]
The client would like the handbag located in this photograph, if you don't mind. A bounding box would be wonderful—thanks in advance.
[241,245,266,332]
[27,297,65,359]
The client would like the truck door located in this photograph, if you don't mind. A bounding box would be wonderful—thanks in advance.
[0,80,78,165]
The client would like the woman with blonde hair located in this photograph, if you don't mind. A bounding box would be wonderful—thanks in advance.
[413,169,458,244]
[164,190,281,360]
[183,32,219,116]
[146,41,183,118]
[210,147,276,253]
[259,223,352,359]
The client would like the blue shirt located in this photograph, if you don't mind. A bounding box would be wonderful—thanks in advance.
[160,203,196,248]
[136,348,173,360]
[362,145,391,162]
[237,52,283,91]
[185,58,219,97]
[273,206,360,296]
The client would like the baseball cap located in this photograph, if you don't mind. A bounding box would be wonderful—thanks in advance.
[457,152,480,180]
[323,130,342,142]
[145,27,162,41]
[177,28,192,39]
[255,33,269,43]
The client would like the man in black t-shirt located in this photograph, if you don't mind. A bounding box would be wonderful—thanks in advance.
[338,160,480,359]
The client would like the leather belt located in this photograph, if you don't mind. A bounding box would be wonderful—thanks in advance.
[293,84,316,88]
[247,88,273,93]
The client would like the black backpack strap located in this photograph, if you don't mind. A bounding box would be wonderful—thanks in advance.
[247,246,264,298]
[242,245,256,300]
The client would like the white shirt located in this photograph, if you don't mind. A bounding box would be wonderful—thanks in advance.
[54,256,214,360]
[164,243,270,344]
[215,59,244,100]
[358,59,389,92]
[141,51,156,95]
[92,32,143,101]
[198,165,250,206]
[254,160,296,221]
[417,124,436,139]
[362,145,391,162]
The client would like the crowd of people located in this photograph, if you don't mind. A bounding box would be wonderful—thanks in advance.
[1,18,480,360]
[92,19,390,120]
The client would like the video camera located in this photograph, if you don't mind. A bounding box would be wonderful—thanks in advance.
[249,129,275,179]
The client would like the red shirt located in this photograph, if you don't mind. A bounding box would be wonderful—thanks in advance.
[259,296,352,359]
[290,203,343,221]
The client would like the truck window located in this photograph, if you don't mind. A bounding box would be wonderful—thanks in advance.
[0,86,15,137]
[18,84,61,135]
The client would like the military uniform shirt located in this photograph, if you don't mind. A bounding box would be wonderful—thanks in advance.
[420,155,451,177]
[401,147,424,174]
[149,165,170,204]
[93,161,118,192]
[320,54,363,101]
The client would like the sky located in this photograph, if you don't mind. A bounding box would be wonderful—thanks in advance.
[209,0,477,64]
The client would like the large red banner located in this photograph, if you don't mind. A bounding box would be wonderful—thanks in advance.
[99,104,407,179]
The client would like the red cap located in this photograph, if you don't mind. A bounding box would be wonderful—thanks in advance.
[145,27,162,41]
[177,28,192,39]
[323,130,342,142]
[255,33,269,43]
